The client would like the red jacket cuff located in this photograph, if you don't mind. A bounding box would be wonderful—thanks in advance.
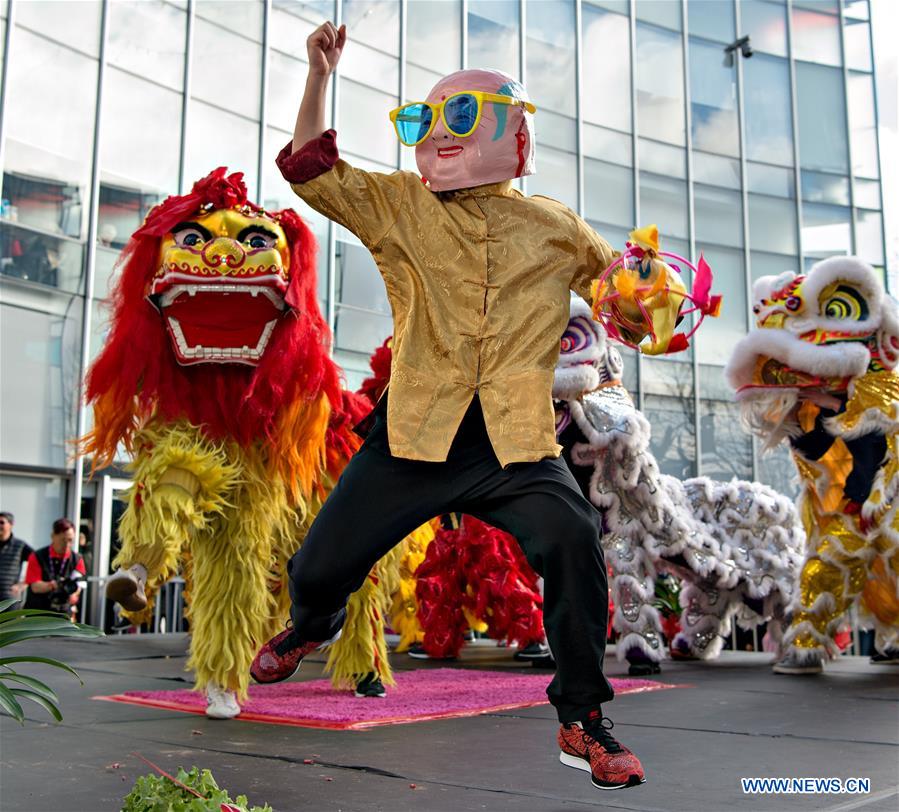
[276,130,339,184]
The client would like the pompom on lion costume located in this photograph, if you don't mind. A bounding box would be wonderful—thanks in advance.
[82,168,390,716]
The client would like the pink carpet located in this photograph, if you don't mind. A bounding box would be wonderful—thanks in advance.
[95,668,681,730]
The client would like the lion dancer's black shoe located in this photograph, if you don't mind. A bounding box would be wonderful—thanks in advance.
[558,711,646,790]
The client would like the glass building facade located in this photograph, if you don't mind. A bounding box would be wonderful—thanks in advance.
[0,0,889,550]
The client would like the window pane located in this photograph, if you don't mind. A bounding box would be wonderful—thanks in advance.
[748,193,798,255]
[529,145,578,210]
[843,17,872,72]
[335,305,392,354]
[740,0,787,57]
[468,0,521,78]
[582,4,631,132]
[100,68,182,197]
[639,172,687,240]
[848,71,879,178]
[644,382,697,478]
[268,50,311,132]
[193,19,261,119]
[407,0,460,74]
[688,0,734,43]
[96,185,163,255]
[343,0,399,53]
[583,124,632,166]
[3,29,97,241]
[796,62,847,174]
[694,183,742,247]
[758,444,800,499]
[639,139,686,179]
[791,7,841,66]
[527,0,576,117]
[0,303,83,468]
[699,397,753,480]
[107,0,186,90]
[1,222,85,292]
[340,39,399,90]
[748,161,794,198]
[855,208,884,266]
[636,23,685,146]
[338,80,398,168]
[185,101,260,196]
[270,3,318,55]
[537,111,577,152]
[854,178,881,209]
[405,64,444,104]
[0,475,67,549]
[802,202,851,261]
[800,171,849,206]
[195,0,263,41]
[693,151,740,188]
[750,249,800,283]
[694,245,747,366]
[743,54,793,165]
[584,158,633,233]
[16,0,101,56]
[689,38,739,156]
[636,0,682,31]
[336,241,390,315]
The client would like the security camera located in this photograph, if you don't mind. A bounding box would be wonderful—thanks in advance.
[723,35,753,66]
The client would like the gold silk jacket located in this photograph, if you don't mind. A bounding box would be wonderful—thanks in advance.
[277,132,616,466]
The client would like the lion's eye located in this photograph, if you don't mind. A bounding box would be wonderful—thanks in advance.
[785,296,802,312]
[244,230,277,250]
[822,285,867,321]
[173,227,207,248]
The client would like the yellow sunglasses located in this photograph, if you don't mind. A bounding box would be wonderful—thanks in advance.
[389,90,537,147]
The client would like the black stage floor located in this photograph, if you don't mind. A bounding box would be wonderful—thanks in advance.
[1,634,897,811]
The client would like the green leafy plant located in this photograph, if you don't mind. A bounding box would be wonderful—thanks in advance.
[0,597,104,723]
[122,766,272,812]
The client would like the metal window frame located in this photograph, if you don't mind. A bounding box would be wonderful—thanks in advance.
[785,0,805,270]
[178,0,195,194]
[628,0,643,410]
[0,0,16,201]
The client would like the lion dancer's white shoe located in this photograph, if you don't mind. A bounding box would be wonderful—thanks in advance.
[205,683,241,719]
[105,564,148,612]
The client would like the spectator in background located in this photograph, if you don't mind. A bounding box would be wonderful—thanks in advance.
[24,518,85,619]
[0,511,33,608]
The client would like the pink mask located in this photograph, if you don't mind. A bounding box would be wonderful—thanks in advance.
[414,69,535,193]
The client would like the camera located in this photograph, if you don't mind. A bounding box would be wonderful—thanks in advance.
[49,576,80,613]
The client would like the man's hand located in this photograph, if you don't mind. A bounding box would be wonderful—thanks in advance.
[308,22,346,77]
[9,582,23,597]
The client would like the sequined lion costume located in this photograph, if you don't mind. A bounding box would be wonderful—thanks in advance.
[556,295,805,674]
[725,256,899,674]
[82,168,389,716]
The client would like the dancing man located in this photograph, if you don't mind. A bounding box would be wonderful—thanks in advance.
[251,22,644,791]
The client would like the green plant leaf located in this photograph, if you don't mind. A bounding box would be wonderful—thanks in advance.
[0,598,18,613]
[0,673,59,704]
[0,622,104,648]
[10,687,63,722]
[0,608,70,623]
[0,681,25,723]
[0,656,82,682]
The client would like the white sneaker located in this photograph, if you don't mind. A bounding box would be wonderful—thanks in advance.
[772,650,823,675]
[205,684,241,719]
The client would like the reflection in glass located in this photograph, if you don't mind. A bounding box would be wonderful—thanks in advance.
[700,398,753,480]
[0,223,84,292]
[537,111,577,153]
[107,0,186,90]
[750,250,800,283]
[848,72,879,178]
[855,209,884,266]
[343,0,399,53]
[694,184,742,247]
[185,101,260,197]
[407,0,460,74]
[796,63,847,174]
[687,0,734,43]
[527,0,576,117]
[340,39,400,91]
[800,171,849,206]
[335,304,393,354]
[644,397,697,479]
[693,151,740,188]
[97,185,163,252]
[791,7,841,66]
[694,245,746,366]
[748,193,798,256]
[689,38,738,157]
[0,303,83,468]
[740,0,787,57]
[582,4,631,133]
[4,29,98,240]
[336,241,390,316]
[757,443,800,500]
[584,158,633,236]
[101,68,181,196]
[405,64,445,106]
[268,50,312,132]
[743,54,792,165]
[468,0,520,79]
[747,162,794,198]
[635,23,685,146]
[636,0,682,31]
[802,202,851,261]
[639,172,688,241]
[582,124,632,166]
[16,0,101,56]
[195,0,263,41]
[843,16,872,72]
[639,139,685,179]
[853,178,881,210]
[1,173,83,240]
[193,19,262,119]
[339,80,399,168]
[529,145,578,210]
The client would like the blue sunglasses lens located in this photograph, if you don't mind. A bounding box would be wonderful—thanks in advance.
[444,93,479,136]
[396,103,433,144]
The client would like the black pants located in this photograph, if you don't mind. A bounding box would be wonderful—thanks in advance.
[287,397,614,722]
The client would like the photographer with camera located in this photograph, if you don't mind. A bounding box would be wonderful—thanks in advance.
[24,518,85,619]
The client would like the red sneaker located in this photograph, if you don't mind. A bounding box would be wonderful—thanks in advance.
[558,717,645,790]
[250,628,321,684]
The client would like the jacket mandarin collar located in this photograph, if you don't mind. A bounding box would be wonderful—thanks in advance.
[433,180,516,199]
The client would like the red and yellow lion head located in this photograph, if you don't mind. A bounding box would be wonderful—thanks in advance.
[82,168,343,499]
